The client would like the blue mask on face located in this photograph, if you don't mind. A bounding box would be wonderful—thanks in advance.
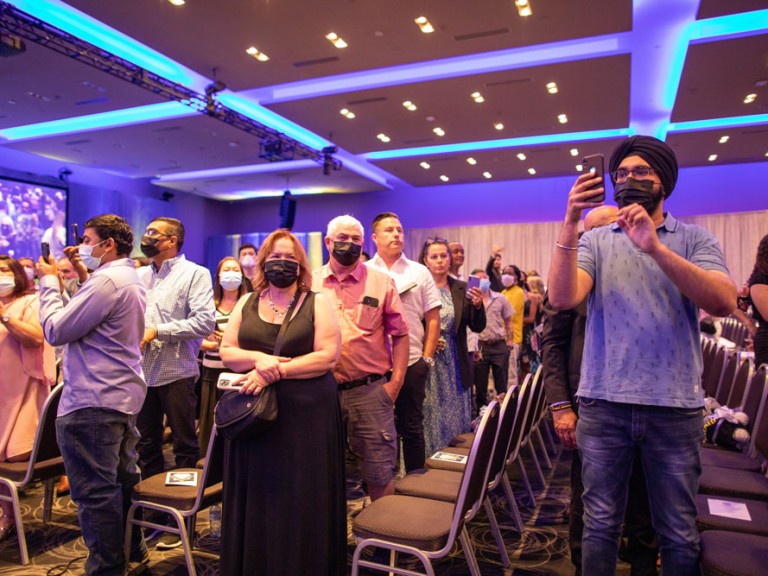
[479,278,491,292]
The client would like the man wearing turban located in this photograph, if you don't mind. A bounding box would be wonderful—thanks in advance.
[547,135,736,576]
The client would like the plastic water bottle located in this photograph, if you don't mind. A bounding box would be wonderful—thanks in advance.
[209,504,221,538]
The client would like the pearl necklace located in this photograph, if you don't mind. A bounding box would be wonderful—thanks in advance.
[267,290,296,318]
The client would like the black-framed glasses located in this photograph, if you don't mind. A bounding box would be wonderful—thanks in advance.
[611,166,657,183]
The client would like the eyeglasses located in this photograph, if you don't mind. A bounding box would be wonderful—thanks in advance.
[424,237,448,246]
[144,229,170,238]
[611,166,657,183]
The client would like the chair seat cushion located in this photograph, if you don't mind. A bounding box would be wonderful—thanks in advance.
[0,457,65,483]
[698,466,768,501]
[700,530,768,576]
[395,469,462,503]
[449,432,474,448]
[696,494,768,536]
[353,495,455,552]
[425,447,469,473]
[701,448,762,472]
[132,468,222,511]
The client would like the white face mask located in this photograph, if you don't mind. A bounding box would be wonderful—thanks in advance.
[0,276,15,297]
[78,239,107,271]
[501,274,516,288]
[219,271,243,291]
[240,255,256,269]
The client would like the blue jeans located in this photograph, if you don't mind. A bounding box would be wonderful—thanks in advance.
[56,408,146,576]
[577,398,702,576]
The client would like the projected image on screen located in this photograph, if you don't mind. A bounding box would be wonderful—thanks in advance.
[0,176,68,260]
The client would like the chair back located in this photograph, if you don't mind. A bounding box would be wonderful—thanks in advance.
[505,372,534,464]
[746,366,768,460]
[485,385,520,490]
[701,338,715,378]
[20,383,63,485]
[520,366,545,447]
[714,350,738,405]
[703,345,726,398]
[193,425,224,511]
[727,357,754,408]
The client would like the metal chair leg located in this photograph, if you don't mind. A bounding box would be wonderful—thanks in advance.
[483,496,510,566]
[517,457,536,505]
[459,526,482,576]
[42,478,55,524]
[501,474,525,533]
[535,429,552,469]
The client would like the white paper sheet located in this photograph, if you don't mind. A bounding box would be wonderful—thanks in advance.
[707,498,751,521]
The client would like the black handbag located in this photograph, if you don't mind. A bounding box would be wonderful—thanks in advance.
[215,293,301,440]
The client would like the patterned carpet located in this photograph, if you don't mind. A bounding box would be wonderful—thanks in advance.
[0,436,634,575]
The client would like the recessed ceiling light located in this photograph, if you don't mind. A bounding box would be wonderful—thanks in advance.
[339,108,355,119]
[433,127,445,137]
[744,93,757,104]
[517,153,526,161]
[516,0,533,17]
[558,113,568,124]
[440,175,450,182]
[546,82,558,94]
[325,32,348,49]
[402,100,417,111]
[528,167,536,175]
[483,172,492,179]
[719,135,729,144]
[466,157,477,165]
[570,148,579,156]
[493,122,504,131]
[246,47,269,62]
[420,161,431,169]
[377,133,391,143]
[576,164,583,172]
[414,16,435,34]
[168,0,185,5]
[471,92,485,104]
[708,154,718,161]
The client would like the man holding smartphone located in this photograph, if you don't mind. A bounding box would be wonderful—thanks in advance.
[548,135,736,576]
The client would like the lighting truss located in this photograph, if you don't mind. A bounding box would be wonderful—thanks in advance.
[0,1,341,170]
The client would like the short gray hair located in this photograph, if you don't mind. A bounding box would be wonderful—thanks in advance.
[326,214,364,238]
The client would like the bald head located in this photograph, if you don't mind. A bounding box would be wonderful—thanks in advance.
[584,205,618,232]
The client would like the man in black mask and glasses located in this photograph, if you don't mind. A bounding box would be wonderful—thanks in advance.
[548,135,736,576]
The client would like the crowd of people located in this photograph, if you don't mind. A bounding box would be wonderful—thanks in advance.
[0,134,764,575]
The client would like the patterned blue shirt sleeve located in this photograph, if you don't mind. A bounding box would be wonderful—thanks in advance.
[577,230,596,280]
[154,265,216,342]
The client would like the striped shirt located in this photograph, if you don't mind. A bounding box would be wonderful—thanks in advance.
[202,307,231,369]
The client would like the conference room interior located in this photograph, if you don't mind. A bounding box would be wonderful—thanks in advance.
[1,0,767,574]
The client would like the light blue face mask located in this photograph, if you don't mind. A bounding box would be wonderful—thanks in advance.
[479,278,492,292]
[78,239,107,271]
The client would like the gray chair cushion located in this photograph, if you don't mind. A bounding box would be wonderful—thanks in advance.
[132,468,222,512]
[700,530,768,576]
[0,457,65,483]
[395,469,462,503]
[696,494,768,536]
[449,432,474,448]
[701,448,762,472]
[698,466,768,501]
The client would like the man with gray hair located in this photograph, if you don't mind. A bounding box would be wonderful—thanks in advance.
[312,214,410,500]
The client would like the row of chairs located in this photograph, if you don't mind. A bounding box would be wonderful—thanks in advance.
[702,338,754,406]
[720,316,752,349]
[350,365,553,575]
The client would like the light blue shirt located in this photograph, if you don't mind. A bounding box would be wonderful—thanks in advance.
[577,212,730,408]
[137,254,216,387]
[38,258,147,417]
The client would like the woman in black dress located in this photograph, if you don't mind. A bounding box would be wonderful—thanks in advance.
[219,230,345,576]
[748,233,768,368]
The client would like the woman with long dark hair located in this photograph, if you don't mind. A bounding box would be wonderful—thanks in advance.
[748,233,768,368]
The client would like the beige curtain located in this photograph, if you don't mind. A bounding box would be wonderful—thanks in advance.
[404,210,768,286]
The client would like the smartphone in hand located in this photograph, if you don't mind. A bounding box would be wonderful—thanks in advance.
[467,275,481,291]
[41,242,51,261]
[217,373,247,390]
[72,223,80,244]
[582,154,605,202]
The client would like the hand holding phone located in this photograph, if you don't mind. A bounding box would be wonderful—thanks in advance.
[467,275,480,291]
[72,223,80,244]
[217,373,247,390]
[582,154,605,203]
[41,242,51,261]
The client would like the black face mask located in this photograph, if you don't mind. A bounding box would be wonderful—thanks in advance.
[332,241,362,267]
[264,259,299,288]
[614,177,663,215]
[140,235,161,258]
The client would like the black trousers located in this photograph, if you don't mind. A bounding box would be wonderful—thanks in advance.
[473,340,509,411]
[395,358,428,473]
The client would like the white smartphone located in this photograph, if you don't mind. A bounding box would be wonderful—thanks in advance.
[216,372,247,390]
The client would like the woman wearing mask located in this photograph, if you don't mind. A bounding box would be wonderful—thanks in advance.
[0,255,54,540]
[421,239,485,455]
[197,257,250,454]
[219,230,345,576]
[748,233,768,368]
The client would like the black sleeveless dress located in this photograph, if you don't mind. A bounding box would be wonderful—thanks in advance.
[220,291,346,576]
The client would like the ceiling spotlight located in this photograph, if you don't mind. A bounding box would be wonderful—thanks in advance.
[546,82,558,94]
[339,108,355,119]
[558,113,568,124]
[494,122,504,131]
[466,157,477,165]
[528,167,536,175]
[471,92,485,103]
[420,161,431,169]
[377,133,391,143]
[325,32,348,49]
[719,135,729,144]
[516,0,533,17]
[433,127,445,137]
[576,164,584,172]
[570,148,579,156]
[402,100,417,111]
[414,16,435,34]
[168,0,185,5]
[708,154,718,161]
[516,153,526,161]
[483,172,492,179]
[744,93,757,104]
[246,47,269,61]
[440,175,450,182]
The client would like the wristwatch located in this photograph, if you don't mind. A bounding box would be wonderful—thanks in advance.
[1,313,10,324]
[423,356,435,367]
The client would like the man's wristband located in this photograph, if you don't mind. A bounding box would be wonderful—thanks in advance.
[555,242,578,251]
[549,401,572,412]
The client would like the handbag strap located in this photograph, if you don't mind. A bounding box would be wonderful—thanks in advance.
[273,291,303,356]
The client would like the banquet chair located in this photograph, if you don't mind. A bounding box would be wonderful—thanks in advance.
[702,344,727,399]
[726,356,754,408]
[714,350,739,406]
[351,401,500,576]
[700,530,768,576]
[124,425,223,576]
[0,383,65,565]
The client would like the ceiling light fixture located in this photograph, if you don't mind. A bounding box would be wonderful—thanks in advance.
[376,133,391,143]
[718,135,729,143]
[528,167,536,175]
[414,16,435,34]
[466,157,477,165]
[516,153,526,161]
[483,172,492,179]
[515,0,533,18]
[420,161,431,169]
[402,100,417,111]
[708,154,718,161]
[168,0,185,5]
[576,164,584,172]
[570,148,579,156]
[546,81,558,94]
[744,93,757,104]
[325,32,348,49]
[246,47,269,62]
[471,92,485,104]
[558,113,568,124]
[494,122,504,131]
[440,175,449,182]
[339,108,355,119]
[433,127,445,137]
